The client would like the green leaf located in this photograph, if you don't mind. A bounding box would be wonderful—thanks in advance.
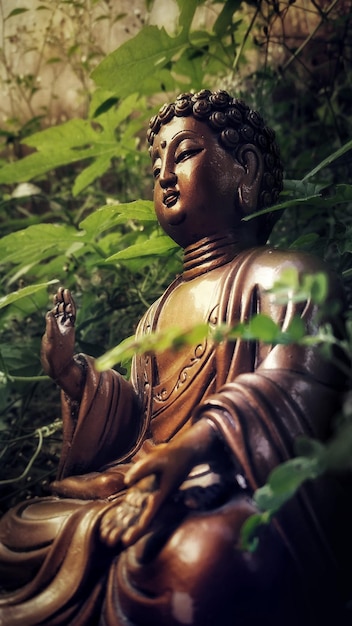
[269,269,329,306]
[254,455,323,513]
[269,456,321,492]
[294,437,325,458]
[0,224,84,270]
[244,183,352,222]
[92,25,182,96]
[0,94,141,187]
[283,179,324,196]
[305,272,328,304]
[243,194,322,220]
[213,0,241,36]
[92,97,119,118]
[285,316,305,342]
[80,201,156,236]
[96,323,209,371]
[6,8,29,18]
[302,139,352,181]
[105,235,179,262]
[72,154,112,196]
[289,233,320,250]
[247,314,279,342]
[0,280,58,310]
[91,0,198,97]
[239,512,270,552]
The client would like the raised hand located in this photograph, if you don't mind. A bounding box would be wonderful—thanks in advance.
[41,287,84,400]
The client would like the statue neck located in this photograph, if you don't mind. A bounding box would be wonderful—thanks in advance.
[182,232,244,281]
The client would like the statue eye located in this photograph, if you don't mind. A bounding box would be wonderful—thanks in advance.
[175,142,203,164]
[153,166,161,179]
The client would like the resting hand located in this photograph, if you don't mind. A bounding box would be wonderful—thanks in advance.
[120,419,217,547]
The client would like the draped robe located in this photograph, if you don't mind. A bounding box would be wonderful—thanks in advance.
[0,240,350,626]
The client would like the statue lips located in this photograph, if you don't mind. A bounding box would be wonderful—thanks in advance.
[163,189,179,208]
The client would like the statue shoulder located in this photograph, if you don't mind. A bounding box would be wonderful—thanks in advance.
[246,246,339,294]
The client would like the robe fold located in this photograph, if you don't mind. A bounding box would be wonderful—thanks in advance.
[0,246,350,626]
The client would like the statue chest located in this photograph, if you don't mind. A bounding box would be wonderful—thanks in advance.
[153,270,223,387]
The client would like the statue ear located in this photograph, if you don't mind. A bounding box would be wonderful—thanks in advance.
[236,144,263,216]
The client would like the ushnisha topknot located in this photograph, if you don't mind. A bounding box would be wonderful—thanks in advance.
[147,89,283,220]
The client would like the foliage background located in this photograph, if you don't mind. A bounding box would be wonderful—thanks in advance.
[0,0,351,527]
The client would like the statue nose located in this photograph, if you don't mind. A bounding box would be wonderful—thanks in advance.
[159,168,177,188]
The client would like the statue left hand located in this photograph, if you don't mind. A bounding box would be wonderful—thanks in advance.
[124,419,218,545]
[99,419,218,548]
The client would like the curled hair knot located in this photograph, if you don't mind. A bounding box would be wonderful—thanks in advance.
[247,110,264,129]
[158,103,175,124]
[274,168,283,184]
[175,96,193,116]
[240,125,254,141]
[209,111,227,130]
[193,98,212,119]
[265,153,275,169]
[210,90,231,109]
[146,128,155,145]
[149,114,161,135]
[256,133,269,150]
[227,106,243,127]
[233,99,249,115]
[191,89,212,101]
[263,172,274,188]
[260,191,273,207]
[220,128,239,149]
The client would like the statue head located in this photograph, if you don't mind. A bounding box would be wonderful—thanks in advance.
[147,89,283,247]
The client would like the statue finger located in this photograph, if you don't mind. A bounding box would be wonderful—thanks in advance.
[121,492,161,547]
[62,288,75,313]
[53,295,75,327]
[53,286,65,306]
[100,508,126,548]
[66,289,76,320]
[62,302,76,327]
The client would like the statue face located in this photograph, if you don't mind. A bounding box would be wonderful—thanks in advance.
[151,116,245,247]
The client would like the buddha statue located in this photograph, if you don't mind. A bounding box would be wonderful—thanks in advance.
[0,90,350,626]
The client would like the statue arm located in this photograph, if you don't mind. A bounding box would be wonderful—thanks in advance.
[41,288,144,480]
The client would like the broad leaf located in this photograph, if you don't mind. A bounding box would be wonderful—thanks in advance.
[254,456,323,512]
[0,224,85,268]
[245,183,352,221]
[106,235,179,261]
[303,139,352,181]
[213,0,242,36]
[0,94,142,191]
[80,201,156,236]
[0,280,58,310]
[6,8,29,18]
[91,0,198,97]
